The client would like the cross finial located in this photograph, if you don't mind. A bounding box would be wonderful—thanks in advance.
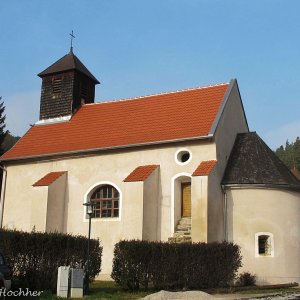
[69,30,75,53]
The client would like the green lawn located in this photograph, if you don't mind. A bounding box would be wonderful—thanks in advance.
[17,281,154,299]
[77,281,154,300]
[17,281,300,300]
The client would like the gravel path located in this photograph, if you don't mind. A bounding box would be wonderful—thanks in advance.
[251,294,300,300]
[142,291,300,300]
[143,290,224,300]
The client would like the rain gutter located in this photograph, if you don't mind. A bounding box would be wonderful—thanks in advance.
[1,134,214,163]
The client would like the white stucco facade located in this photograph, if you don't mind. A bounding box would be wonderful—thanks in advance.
[3,141,218,277]
[225,187,300,284]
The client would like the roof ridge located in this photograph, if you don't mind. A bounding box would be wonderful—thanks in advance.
[84,82,230,107]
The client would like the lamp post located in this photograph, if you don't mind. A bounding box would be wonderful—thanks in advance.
[83,201,94,295]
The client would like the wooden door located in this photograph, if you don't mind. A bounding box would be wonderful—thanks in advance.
[182,183,191,217]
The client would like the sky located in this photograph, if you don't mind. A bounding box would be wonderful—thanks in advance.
[0,0,299,150]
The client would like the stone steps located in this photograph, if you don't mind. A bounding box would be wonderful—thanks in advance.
[176,224,191,231]
[168,236,192,243]
[178,217,192,225]
[168,217,192,243]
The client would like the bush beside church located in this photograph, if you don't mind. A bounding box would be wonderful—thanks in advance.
[112,240,242,291]
[0,229,102,291]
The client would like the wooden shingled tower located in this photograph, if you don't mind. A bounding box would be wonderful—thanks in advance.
[37,50,100,120]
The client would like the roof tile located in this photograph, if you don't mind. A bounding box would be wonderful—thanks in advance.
[124,165,159,182]
[2,83,229,161]
[192,160,217,176]
[33,171,66,187]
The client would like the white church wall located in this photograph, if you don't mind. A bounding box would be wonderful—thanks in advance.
[143,167,160,241]
[209,80,249,242]
[3,163,48,232]
[122,181,144,240]
[207,168,224,242]
[2,139,217,279]
[191,176,208,242]
[214,80,249,166]
[226,187,300,284]
[46,173,68,233]
[30,187,48,232]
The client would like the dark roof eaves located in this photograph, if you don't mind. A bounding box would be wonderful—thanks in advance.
[0,134,213,164]
[37,52,100,84]
[37,53,71,77]
[222,183,300,192]
[38,67,100,84]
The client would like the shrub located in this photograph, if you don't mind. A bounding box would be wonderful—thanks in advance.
[0,229,102,292]
[112,240,242,291]
[236,272,256,286]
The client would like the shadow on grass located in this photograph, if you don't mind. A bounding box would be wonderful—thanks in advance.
[13,281,155,299]
[13,281,300,300]
[87,281,155,300]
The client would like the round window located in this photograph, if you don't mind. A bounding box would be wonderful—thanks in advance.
[175,149,192,165]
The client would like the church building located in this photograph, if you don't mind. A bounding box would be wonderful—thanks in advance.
[1,51,299,283]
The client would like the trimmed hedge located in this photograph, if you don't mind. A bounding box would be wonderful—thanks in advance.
[0,229,102,291]
[112,240,242,291]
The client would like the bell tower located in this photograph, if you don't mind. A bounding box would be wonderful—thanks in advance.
[37,50,100,121]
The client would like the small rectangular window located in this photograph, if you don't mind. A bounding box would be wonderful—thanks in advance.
[258,235,269,254]
[255,232,274,257]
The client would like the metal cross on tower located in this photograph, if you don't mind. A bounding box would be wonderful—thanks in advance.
[69,30,75,53]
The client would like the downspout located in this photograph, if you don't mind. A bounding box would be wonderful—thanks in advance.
[222,185,228,241]
[0,164,7,228]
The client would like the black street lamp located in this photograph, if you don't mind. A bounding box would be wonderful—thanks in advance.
[83,201,94,295]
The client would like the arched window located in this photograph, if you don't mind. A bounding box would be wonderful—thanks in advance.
[90,185,119,218]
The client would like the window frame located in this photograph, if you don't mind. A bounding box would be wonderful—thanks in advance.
[91,185,119,218]
[255,232,274,257]
[84,182,122,222]
[175,148,192,165]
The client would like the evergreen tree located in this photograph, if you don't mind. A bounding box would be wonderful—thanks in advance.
[0,97,7,154]
[294,137,300,170]
[275,137,300,171]
[0,97,7,195]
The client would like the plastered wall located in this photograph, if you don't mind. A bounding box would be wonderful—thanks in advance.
[2,140,216,278]
[226,187,300,284]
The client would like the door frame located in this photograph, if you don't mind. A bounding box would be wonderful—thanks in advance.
[171,173,192,234]
[181,182,191,217]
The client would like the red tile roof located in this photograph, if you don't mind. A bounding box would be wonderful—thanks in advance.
[33,171,66,186]
[2,83,229,161]
[192,160,217,176]
[124,165,159,182]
